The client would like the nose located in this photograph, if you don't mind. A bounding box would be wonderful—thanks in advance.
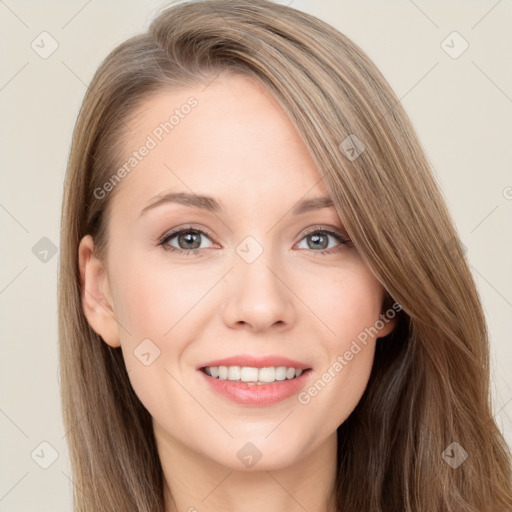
[221,247,296,333]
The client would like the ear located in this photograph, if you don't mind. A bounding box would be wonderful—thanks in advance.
[78,234,121,348]
[376,314,397,338]
[376,294,399,338]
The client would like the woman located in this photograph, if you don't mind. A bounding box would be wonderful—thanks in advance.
[58,0,512,510]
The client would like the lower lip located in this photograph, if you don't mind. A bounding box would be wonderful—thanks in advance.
[199,369,312,406]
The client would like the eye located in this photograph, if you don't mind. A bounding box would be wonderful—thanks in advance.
[159,226,215,255]
[295,227,353,255]
[158,225,353,256]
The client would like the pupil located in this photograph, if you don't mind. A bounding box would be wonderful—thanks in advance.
[309,233,327,250]
[179,231,200,249]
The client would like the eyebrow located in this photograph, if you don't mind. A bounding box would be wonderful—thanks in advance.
[139,191,335,217]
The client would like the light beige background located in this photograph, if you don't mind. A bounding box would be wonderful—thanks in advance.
[1,0,511,510]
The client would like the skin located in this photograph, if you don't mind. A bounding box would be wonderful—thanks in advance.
[79,72,396,512]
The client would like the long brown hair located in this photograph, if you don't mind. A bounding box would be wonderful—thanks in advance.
[58,1,512,510]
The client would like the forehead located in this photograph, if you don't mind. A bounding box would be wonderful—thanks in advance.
[110,73,330,216]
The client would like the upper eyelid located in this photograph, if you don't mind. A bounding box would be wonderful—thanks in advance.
[160,225,216,244]
[301,225,345,237]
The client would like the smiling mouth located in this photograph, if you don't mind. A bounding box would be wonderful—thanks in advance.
[200,365,311,385]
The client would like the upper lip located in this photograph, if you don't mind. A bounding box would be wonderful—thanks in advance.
[197,354,311,370]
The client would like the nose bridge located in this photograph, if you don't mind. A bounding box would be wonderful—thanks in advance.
[222,234,294,330]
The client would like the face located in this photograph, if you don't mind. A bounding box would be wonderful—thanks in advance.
[79,73,396,471]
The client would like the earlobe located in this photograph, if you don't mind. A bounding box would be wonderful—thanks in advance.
[377,295,399,338]
[377,314,397,338]
[78,235,121,348]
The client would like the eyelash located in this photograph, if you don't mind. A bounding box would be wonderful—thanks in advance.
[157,225,353,257]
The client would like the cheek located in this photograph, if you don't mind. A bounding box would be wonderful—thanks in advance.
[295,266,383,426]
[110,255,211,405]
[310,264,384,350]
[111,257,202,344]
[109,261,196,419]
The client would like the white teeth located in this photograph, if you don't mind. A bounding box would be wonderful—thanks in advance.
[228,366,241,380]
[204,365,305,383]
[275,366,287,380]
[258,367,276,383]
[240,367,259,382]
